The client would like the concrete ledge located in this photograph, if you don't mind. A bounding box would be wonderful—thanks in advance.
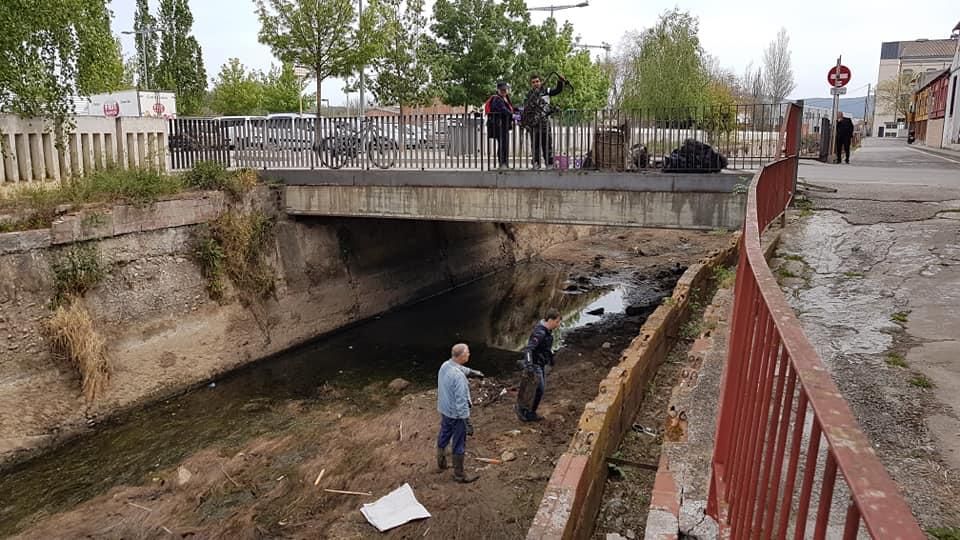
[527,237,739,540]
[284,185,746,231]
[267,169,751,193]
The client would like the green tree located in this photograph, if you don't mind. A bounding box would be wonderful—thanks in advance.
[430,0,528,109]
[155,0,207,115]
[512,18,609,111]
[210,58,263,115]
[0,0,125,126]
[133,0,159,89]
[621,9,708,111]
[368,0,436,116]
[260,63,305,113]
[256,0,377,132]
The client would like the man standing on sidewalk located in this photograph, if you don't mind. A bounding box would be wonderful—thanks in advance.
[436,343,478,483]
[835,112,854,164]
[516,309,562,422]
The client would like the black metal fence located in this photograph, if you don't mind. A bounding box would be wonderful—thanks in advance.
[167,103,791,172]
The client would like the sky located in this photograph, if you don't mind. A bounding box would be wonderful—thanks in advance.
[110,0,960,107]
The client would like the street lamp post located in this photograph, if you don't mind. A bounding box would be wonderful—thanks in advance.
[525,1,588,18]
[121,28,155,91]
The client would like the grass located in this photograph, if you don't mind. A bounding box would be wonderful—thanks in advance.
[708,228,729,236]
[885,352,908,368]
[47,300,110,402]
[782,254,805,263]
[928,526,960,540]
[193,210,276,302]
[776,266,798,279]
[51,243,105,307]
[843,271,865,278]
[891,311,910,324]
[712,265,736,289]
[794,197,814,217]
[909,374,934,389]
[0,163,260,233]
[661,296,676,307]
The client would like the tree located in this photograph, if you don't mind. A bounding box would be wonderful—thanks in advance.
[256,0,376,129]
[210,58,262,115]
[155,0,207,115]
[261,63,305,113]
[0,0,126,125]
[761,28,795,103]
[739,61,766,103]
[133,0,159,89]
[620,9,709,111]
[876,72,914,121]
[430,0,528,109]
[368,0,436,116]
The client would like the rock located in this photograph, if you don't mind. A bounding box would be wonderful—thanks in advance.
[587,307,604,316]
[387,378,411,392]
[564,284,580,292]
[505,429,522,437]
[177,466,193,486]
[601,342,612,349]
[501,451,517,462]
[625,529,636,540]
[606,534,628,540]
[625,305,648,317]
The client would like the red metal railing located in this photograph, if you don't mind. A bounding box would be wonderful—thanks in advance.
[707,103,924,539]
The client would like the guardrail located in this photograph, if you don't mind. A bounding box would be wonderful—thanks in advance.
[167,104,790,172]
[707,103,923,539]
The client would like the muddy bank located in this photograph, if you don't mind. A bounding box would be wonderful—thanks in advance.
[3,228,731,539]
[0,187,597,466]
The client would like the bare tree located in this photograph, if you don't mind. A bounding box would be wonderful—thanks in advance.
[740,61,766,103]
[762,28,795,103]
[875,72,914,120]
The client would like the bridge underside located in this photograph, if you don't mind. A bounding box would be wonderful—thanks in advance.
[275,170,749,230]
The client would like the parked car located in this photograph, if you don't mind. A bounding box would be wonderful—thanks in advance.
[217,116,267,149]
[169,121,229,152]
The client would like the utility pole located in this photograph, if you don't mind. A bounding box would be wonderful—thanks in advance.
[358,0,365,120]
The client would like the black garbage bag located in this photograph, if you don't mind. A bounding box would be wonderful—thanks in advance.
[662,139,728,173]
[630,143,649,169]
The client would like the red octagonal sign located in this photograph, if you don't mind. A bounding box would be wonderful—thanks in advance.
[828,65,852,87]
[103,102,120,117]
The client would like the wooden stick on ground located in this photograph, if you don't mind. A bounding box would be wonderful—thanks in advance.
[220,464,242,488]
[475,457,502,464]
[126,501,153,512]
[323,488,372,496]
[314,468,326,486]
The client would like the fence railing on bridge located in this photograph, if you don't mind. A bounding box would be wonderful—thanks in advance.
[167,103,790,173]
[707,103,923,539]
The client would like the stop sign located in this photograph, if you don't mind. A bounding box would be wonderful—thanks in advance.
[827,65,852,87]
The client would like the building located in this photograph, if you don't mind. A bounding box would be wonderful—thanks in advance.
[908,69,949,146]
[872,35,956,138]
[942,22,960,150]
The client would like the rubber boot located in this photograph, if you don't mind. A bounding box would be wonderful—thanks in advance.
[437,447,447,470]
[452,454,478,483]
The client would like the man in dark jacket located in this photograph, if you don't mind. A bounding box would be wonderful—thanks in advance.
[488,81,514,170]
[523,74,566,169]
[516,308,562,422]
[835,112,855,164]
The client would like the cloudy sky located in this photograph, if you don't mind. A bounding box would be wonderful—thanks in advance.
[111,0,959,107]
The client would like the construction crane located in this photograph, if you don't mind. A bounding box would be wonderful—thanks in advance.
[575,42,612,61]
[526,1,589,18]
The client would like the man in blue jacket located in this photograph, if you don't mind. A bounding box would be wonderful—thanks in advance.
[487,81,515,170]
[436,343,479,483]
[516,308,562,422]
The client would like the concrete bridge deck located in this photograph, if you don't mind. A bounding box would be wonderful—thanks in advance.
[273,169,753,230]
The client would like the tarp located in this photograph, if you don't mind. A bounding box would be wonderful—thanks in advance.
[360,483,431,532]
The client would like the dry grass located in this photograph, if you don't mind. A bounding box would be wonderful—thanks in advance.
[47,300,110,402]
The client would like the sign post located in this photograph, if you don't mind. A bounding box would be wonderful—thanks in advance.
[827,59,851,162]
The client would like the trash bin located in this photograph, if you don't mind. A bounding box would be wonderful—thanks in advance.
[594,129,626,170]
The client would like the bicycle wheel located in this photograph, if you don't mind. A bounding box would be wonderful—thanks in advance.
[317,136,347,169]
[368,137,398,169]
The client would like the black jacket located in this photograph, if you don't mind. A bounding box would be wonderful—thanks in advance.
[523,321,555,367]
[836,117,854,142]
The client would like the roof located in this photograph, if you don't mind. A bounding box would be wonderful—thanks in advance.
[899,39,957,59]
[916,69,950,91]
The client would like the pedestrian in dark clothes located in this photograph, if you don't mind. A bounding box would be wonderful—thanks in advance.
[835,112,854,164]
[516,308,562,422]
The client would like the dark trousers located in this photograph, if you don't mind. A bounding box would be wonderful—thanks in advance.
[496,130,510,166]
[517,365,546,420]
[437,414,467,455]
[836,138,851,163]
[531,125,553,166]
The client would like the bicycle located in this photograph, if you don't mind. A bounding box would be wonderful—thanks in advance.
[315,118,398,169]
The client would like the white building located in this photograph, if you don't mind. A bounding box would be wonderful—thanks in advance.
[873,36,956,138]
[942,22,960,150]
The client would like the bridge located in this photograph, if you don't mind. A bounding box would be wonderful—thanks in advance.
[271,169,751,230]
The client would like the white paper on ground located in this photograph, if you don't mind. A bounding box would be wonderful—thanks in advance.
[360,483,431,532]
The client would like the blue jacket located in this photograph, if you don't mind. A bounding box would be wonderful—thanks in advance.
[437,359,471,419]
[523,321,555,367]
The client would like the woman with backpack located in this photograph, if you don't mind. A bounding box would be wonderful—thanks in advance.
[486,81,515,170]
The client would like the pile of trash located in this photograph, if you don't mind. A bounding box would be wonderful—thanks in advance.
[662,139,728,173]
